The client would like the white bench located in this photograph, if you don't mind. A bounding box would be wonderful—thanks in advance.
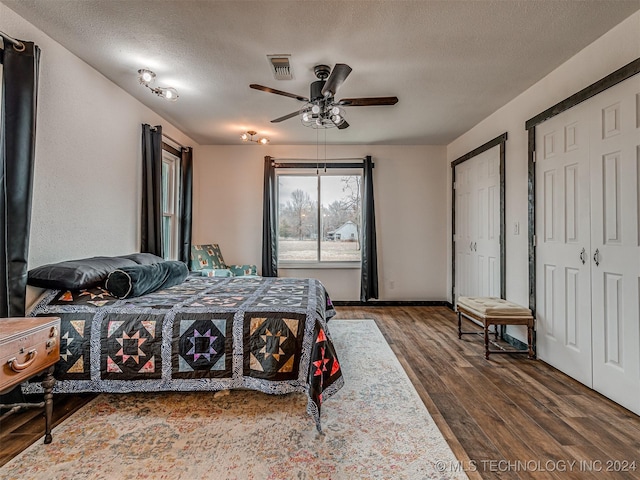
[456,296,535,360]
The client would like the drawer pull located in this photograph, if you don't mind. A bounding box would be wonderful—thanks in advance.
[7,349,38,372]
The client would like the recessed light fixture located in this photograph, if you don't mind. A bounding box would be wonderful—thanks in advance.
[241,130,269,145]
[137,68,179,102]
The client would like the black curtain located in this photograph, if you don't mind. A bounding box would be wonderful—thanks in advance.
[0,40,40,317]
[361,156,379,301]
[178,147,193,265]
[262,156,277,277]
[141,124,163,257]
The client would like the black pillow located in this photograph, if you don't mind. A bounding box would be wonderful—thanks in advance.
[105,261,189,299]
[117,253,166,265]
[28,256,138,290]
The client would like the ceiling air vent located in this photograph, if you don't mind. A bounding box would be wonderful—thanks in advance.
[267,54,293,80]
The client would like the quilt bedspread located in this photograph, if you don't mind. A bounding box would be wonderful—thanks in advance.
[28,276,343,430]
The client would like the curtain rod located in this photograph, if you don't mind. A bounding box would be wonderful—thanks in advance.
[0,30,25,51]
[269,157,365,162]
[147,125,186,149]
[273,162,373,169]
[162,133,187,150]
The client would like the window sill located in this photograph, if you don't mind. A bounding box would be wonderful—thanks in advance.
[278,262,361,270]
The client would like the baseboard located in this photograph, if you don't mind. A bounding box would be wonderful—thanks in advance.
[502,330,529,351]
[333,301,533,351]
[333,300,454,308]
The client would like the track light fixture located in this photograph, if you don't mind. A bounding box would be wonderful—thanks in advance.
[241,130,269,145]
[137,68,179,102]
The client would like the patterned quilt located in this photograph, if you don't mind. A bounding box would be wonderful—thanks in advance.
[28,276,344,431]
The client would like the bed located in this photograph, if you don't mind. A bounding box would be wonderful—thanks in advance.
[26,257,343,431]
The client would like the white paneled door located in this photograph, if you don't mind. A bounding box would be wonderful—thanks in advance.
[456,160,471,300]
[535,74,640,415]
[589,79,640,413]
[535,100,593,387]
[455,146,501,304]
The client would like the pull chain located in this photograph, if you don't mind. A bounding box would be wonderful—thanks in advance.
[324,129,327,172]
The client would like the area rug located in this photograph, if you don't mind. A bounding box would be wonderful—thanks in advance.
[1,320,466,480]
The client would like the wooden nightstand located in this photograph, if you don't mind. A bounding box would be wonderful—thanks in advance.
[0,317,61,444]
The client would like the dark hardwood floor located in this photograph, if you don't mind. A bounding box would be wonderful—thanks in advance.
[2,306,640,479]
[333,306,640,480]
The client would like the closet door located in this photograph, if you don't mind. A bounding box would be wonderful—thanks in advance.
[473,147,501,297]
[589,75,640,413]
[455,146,501,304]
[535,102,593,387]
[455,161,473,300]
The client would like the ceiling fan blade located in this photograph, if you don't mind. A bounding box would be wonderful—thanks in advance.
[338,96,399,106]
[336,119,350,130]
[321,64,352,97]
[271,110,304,123]
[250,84,309,102]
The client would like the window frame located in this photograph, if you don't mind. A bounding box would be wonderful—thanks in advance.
[161,148,181,261]
[276,168,362,269]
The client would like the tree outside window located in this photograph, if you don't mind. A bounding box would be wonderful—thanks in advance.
[277,173,362,264]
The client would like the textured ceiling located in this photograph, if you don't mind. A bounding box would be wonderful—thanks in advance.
[2,0,639,145]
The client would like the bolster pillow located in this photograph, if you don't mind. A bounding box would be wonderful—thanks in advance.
[105,261,189,299]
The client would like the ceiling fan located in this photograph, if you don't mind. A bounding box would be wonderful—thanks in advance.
[250,63,398,129]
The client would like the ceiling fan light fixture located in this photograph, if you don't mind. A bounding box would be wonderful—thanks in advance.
[252,62,397,130]
[300,102,346,129]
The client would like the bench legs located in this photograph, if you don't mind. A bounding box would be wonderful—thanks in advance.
[484,325,490,360]
[458,310,535,360]
[526,324,535,359]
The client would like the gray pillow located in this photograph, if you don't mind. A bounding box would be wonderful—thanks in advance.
[118,253,166,265]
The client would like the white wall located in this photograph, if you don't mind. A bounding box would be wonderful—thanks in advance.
[446,11,640,339]
[194,145,447,301]
[1,5,198,306]
[8,3,635,310]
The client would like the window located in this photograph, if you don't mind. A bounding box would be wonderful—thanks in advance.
[277,171,362,265]
[161,150,180,260]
